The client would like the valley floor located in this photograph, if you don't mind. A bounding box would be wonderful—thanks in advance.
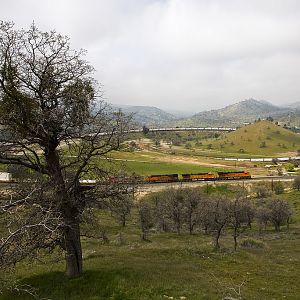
[2,191,300,300]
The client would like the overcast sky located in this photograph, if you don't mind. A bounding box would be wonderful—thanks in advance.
[1,0,300,112]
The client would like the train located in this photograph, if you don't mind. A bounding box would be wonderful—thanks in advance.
[144,171,251,183]
[108,171,251,185]
[0,171,251,186]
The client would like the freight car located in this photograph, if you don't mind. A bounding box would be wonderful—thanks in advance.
[182,173,215,181]
[144,174,179,183]
[217,171,251,180]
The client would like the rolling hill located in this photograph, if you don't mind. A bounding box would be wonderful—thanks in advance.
[202,120,300,156]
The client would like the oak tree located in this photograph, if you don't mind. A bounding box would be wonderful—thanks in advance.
[0,22,129,278]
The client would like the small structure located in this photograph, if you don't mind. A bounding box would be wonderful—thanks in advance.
[0,172,12,182]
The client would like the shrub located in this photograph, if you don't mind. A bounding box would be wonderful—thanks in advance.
[294,176,300,190]
[273,181,284,194]
[259,141,267,148]
[185,142,192,150]
[240,238,264,249]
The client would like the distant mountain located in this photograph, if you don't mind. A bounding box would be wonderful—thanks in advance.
[108,99,300,128]
[111,104,176,126]
[163,109,194,118]
[193,98,282,119]
[284,101,300,109]
[173,99,292,127]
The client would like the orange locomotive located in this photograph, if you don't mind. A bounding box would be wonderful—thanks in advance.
[144,174,179,183]
[182,173,215,181]
[217,171,251,180]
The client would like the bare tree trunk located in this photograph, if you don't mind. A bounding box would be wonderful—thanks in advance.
[233,229,238,251]
[46,148,83,278]
[121,215,126,227]
[204,225,208,235]
[215,229,221,249]
[64,221,82,278]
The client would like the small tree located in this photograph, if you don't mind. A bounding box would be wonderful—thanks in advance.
[142,125,149,134]
[229,197,251,250]
[183,188,203,234]
[185,142,192,150]
[209,196,231,249]
[293,176,300,191]
[273,181,284,195]
[104,193,133,227]
[197,197,212,234]
[254,183,272,198]
[164,188,185,234]
[138,201,153,241]
[259,141,267,148]
[267,198,292,231]
[256,206,270,233]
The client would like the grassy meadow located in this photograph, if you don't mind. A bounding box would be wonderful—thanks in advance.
[1,188,300,300]
[198,121,300,156]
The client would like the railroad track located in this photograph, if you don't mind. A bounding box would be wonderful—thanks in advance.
[135,176,297,194]
[0,175,295,188]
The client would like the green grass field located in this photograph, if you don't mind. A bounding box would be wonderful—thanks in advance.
[1,189,300,300]
[107,159,232,175]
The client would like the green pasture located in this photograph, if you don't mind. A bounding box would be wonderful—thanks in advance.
[198,121,300,156]
[112,159,232,175]
[1,189,300,300]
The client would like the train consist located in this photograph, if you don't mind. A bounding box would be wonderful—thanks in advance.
[0,171,251,185]
[141,171,251,184]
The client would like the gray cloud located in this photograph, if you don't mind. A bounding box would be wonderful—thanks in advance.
[1,0,300,111]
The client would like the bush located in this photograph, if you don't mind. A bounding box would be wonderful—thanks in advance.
[240,238,264,249]
[294,176,300,191]
[185,142,192,150]
[273,181,284,195]
[259,141,267,148]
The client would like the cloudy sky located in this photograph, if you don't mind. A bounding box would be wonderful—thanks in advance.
[1,0,300,112]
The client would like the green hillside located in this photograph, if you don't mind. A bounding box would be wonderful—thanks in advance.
[203,120,300,156]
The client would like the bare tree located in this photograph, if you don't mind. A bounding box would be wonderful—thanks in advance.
[138,201,154,241]
[254,182,272,198]
[165,188,185,234]
[103,193,133,227]
[256,197,292,232]
[0,22,129,277]
[197,197,212,234]
[256,204,270,233]
[266,197,292,231]
[209,196,231,249]
[183,188,202,234]
[151,192,170,232]
[229,197,250,250]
